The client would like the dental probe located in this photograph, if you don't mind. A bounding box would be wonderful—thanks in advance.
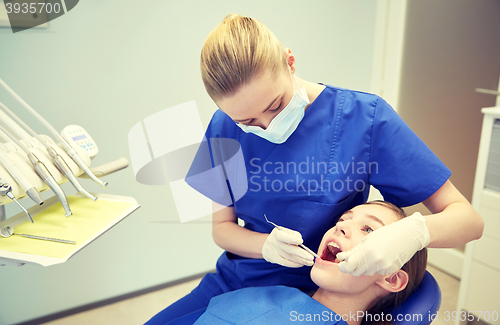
[0,125,72,217]
[0,145,43,205]
[264,214,321,259]
[0,179,34,223]
[0,101,97,202]
[0,77,107,188]
[299,243,321,259]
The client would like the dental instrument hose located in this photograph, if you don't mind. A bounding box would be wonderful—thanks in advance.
[0,146,43,206]
[0,101,97,202]
[0,124,72,217]
[0,77,108,188]
[0,179,34,223]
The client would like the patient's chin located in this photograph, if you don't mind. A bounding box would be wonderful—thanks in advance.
[311,266,381,295]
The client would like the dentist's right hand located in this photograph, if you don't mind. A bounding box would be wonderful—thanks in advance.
[262,227,314,268]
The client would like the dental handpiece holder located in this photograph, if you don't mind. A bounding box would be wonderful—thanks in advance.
[0,77,133,267]
[0,128,132,268]
[0,129,127,214]
[0,133,87,207]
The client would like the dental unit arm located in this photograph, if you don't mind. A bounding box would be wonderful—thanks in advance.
[0,123,73,217]
[0,130,130,267]
[0,131,129,214]
[0,101,97,202]
[0,77,107,188]
[0,77,136,270]
[0,76,128,220]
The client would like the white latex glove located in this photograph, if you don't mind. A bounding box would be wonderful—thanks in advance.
[337,212,430,276]
[262,227,315,268]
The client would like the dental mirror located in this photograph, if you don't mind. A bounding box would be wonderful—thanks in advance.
[0,226,76,244]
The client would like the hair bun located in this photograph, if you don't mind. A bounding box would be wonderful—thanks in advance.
[201,14,286,101]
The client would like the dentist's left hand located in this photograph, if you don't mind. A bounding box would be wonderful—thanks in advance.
[262,227,315,268]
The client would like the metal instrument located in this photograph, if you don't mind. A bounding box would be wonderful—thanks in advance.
[264,214,320,259]
[0,226,76,245]
[0,179,34,223]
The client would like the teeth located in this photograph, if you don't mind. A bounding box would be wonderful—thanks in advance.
[328,242,340,249]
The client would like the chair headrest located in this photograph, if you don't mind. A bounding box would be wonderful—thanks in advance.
[388,270,441,325]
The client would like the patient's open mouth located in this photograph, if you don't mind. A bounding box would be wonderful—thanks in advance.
[321,241,342,263]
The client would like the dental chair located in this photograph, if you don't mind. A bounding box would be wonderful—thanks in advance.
[164,270,441,325]
[389,270,441,325]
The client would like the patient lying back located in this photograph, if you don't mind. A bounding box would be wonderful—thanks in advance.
[195,201,427,325]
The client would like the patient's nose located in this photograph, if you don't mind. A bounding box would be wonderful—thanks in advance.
[335,221,351,238]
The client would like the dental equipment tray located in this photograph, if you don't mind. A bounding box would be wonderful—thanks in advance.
[0,193,139,266]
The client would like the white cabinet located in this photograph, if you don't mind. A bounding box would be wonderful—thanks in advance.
[457,107,500,325]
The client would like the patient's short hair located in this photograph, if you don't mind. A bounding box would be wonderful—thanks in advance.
[363,200,407,219]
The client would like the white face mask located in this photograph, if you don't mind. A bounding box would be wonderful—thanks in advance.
[236,71,310,144]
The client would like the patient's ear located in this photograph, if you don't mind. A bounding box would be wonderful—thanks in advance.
[375,270,408,293]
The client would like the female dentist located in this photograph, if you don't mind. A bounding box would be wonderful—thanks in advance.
[146,14,483,324]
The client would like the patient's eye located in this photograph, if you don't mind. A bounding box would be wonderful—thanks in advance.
[361,225,373,234]
[338,217,345,222]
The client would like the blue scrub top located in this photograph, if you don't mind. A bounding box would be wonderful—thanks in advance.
[194,286,348,325]
[186,85,451,298]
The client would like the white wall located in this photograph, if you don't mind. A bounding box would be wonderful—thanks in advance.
[0,1,378,323]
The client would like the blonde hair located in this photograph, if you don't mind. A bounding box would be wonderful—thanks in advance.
[200,14,287,101]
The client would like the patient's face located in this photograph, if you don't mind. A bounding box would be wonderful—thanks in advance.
[311,204,400,294]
